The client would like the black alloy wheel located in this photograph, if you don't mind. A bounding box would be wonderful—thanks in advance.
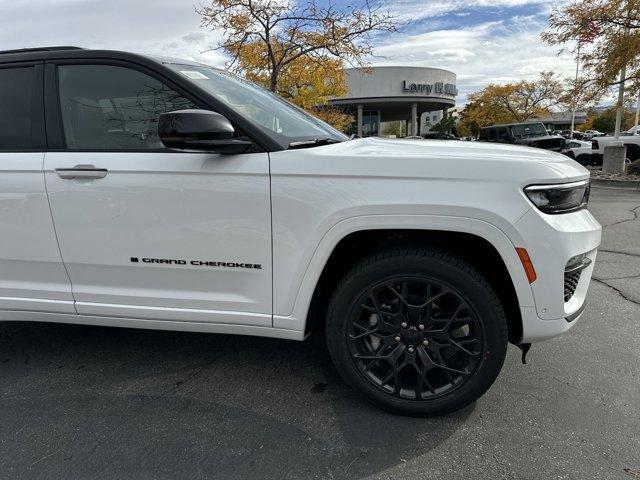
[347,277,483,400]
[326,247,508,416]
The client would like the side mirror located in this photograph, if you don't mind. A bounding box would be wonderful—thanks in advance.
[158,109,251,154]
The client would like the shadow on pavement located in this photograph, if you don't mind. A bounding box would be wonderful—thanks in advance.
[0,322,470,480]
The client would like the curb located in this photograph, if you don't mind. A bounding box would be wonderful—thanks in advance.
[591,178,640,190]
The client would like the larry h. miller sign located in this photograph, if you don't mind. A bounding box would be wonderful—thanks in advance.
[401,80,457,97]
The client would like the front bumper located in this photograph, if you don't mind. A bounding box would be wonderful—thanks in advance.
[514,206,602,343]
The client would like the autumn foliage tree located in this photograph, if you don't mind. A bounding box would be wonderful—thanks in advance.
[222,40,352,129]
[197,0,397,129]
[542,0,640,93]
[588,106,635,132]
[458,72,563,135]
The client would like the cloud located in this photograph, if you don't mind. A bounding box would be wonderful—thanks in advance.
[372,9,575,105]
[0,0,227,66]
[386,0,553,24]
[0,0,577,106]
[182,32,207,44]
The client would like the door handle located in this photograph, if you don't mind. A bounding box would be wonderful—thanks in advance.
[55,164,108,180]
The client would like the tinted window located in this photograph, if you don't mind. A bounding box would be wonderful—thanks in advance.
[58,65,196,150]
[0,67,34,150]
[510,123,547,138]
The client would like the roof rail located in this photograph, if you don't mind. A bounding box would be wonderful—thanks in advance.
[0,46,84,55]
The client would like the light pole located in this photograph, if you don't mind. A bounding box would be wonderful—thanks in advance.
[614,64,627,140]
[614,9,632,140]
[635,91,640,134]
[569,42,581,140]
[603,17,629,175]
[604,61,628,174]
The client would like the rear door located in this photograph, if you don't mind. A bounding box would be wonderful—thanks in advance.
[0,61,75,313]
[43,61,272,326]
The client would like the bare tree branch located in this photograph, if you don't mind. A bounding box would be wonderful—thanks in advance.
[196,0,398,91]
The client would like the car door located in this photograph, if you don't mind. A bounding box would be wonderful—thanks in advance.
[43,61,272,326]
[0,61,76,314]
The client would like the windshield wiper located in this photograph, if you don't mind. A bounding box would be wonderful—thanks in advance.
[288,138,342,149]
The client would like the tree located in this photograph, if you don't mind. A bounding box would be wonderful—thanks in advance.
[430,115,456,135]
[310,104,353,132]
[458,72,563,134]
[590,106,635,132]
[381,121,405,137]
[198,0,397,92]
[556,76,601,118]
[542,0,640,93]
[235,47,353,129]
[578,107,600,131]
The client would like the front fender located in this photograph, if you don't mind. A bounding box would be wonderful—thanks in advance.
[272,214,534,332]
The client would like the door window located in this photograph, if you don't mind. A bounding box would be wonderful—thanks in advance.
[497,127,509,141]
[0,67,35,150]
[57,65,197,150]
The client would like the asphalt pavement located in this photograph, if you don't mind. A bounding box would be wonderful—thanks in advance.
[0,185,638,480]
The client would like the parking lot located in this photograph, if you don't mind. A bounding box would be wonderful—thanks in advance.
[0,185,638,480]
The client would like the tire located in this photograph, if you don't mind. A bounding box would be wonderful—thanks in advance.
[325,247,508,416]
[575,154,590,166]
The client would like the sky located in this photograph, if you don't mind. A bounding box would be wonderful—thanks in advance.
[0,0,575,106]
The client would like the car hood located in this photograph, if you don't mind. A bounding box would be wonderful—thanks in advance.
[271,137,589,185]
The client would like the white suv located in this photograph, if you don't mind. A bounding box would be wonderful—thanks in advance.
[0,47,601,416]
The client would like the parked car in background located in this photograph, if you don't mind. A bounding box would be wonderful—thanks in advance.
[558,130,584,140]
[583,130,604,140]
[421,132,457,140]
[563,139,595,165]
[591,135,640,165]
[478,122,565,152]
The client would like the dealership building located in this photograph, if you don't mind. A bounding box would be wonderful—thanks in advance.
[534,111,587,131]
[329,66,458,137]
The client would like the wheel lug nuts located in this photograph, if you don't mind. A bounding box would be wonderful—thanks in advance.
[401,322,408,328]
[408,346,415,353]
[418,324,425,330]
[422,339,429,346]
[394,335,401,342]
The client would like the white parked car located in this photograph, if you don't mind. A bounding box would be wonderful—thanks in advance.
[583,129,604,140]
[591,135,640,164]
[0,47,602,416]
[563,139,595,165]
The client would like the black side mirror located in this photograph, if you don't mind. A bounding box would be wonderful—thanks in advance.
[158,109,251,154]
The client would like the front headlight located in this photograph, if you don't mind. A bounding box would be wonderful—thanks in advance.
[524,180,590,214]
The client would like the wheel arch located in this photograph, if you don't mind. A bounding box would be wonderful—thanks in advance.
[273,216,533,345]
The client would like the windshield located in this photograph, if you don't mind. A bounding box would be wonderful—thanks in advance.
[166,64,347,144]
[510,123,548,138]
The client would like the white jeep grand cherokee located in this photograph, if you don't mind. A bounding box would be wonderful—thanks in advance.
[0,47,601,416]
